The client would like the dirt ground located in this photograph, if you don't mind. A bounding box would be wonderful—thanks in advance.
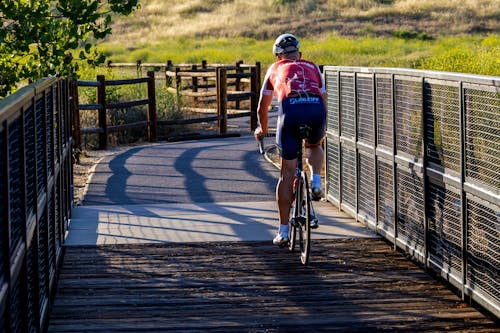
[72,149,123,205]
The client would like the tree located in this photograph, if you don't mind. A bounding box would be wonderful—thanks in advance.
[0,0,139,97]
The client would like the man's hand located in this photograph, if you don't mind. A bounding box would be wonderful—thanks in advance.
[254,126,267,141]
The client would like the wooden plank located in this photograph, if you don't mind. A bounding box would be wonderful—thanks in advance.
[47,240,497,332]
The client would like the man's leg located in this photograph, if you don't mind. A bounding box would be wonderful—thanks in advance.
[305,142,324,177]
[277,158,297,225]
[272,158,296,246]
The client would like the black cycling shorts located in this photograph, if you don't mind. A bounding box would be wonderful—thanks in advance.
[276,95,326,160]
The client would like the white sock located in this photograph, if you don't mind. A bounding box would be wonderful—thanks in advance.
[312,173,321,188]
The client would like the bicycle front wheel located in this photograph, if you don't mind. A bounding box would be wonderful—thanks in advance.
[298,172,311,265]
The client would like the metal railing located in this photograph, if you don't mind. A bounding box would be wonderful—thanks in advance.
[0,77,74,332]
[323,66,499,318]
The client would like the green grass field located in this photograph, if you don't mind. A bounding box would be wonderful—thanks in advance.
[92,33,499,77]
[84,0,499,77]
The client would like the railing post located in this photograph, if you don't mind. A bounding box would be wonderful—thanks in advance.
[217,67,227,134]
[71,78,81,162]
[147,71,157,143]
[459,80,467,301]
[97,75,107,150]
[421,76,429,272]
[391,73,398,249]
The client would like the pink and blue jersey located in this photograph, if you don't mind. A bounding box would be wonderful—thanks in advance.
[260,58,325,102]
[261,58,327,160]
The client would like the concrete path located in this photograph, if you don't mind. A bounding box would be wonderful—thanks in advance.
[68,132,377,245]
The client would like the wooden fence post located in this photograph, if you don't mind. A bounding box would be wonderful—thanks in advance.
[175,67,182,110]
[147,71,157,143]
[166,60,173,87]
[97,75,107,150]
[136,60,142,77]
[192,64,198,93]
[235,60,243,109]
[217,67,227,134]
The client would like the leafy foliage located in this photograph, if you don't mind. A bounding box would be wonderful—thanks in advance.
[0,0,139,97]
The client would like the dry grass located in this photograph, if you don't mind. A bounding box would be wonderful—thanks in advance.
[104,0,499,49]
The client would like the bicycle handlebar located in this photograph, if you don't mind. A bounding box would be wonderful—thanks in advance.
[258,137,265,155]
[256,133,275,155]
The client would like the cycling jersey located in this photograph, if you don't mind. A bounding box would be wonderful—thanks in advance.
[260,59,325,102]
[260,58,326,160]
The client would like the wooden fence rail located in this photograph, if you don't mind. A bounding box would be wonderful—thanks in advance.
[75,62,260,149]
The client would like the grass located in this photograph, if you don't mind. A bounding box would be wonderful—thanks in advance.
[83,0,500,77]
[104,0,499,42]
[92,33,499,77]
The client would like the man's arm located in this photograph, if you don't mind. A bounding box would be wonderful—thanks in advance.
[257,93,273,134]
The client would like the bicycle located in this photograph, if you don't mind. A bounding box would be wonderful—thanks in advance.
[258,124,317,265]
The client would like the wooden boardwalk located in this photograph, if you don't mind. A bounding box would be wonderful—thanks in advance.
[48,239,497,332]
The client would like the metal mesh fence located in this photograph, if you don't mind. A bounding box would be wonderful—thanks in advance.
[376,76,393,150]
[25,104,37,219]
[395,76,423,158]
[396,167,425,254]
[324,66,499,317]
[358,153,376,223]
[424,81,461,173]
[357,75,375,145]
[464,86,500,191]
[341,145,356,208]
[326,140,340,200]
[55,177,62,250]
[10,272,27,333]
[9,117,23,258]
[47,89,55,177]
[48,189,56,276]
[427,182,463,278]
[325,72,339,133]
[39,210,48,313]
[340,74,355,138]
[377,160,394,236]
[27,239,37,333]
[467,197,500,307]
[37,96,47,196]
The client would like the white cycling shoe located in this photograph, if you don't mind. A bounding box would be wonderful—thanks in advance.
[273,231,289,247]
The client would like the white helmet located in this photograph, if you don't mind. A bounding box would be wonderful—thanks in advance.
[272,33,300,56]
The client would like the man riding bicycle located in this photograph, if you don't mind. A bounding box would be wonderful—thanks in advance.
[254,33,327,247]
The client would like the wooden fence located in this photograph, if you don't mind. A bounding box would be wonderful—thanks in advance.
[74,72,157,150]
[75,61,260,149]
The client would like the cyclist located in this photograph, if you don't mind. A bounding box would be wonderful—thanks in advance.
[254,33,327,247]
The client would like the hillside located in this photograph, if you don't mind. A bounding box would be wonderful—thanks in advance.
[105,0,500,48]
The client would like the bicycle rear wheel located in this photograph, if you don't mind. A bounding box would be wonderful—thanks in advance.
[298,172,311,265]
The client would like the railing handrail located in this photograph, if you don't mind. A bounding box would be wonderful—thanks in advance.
[323,65,500,87]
